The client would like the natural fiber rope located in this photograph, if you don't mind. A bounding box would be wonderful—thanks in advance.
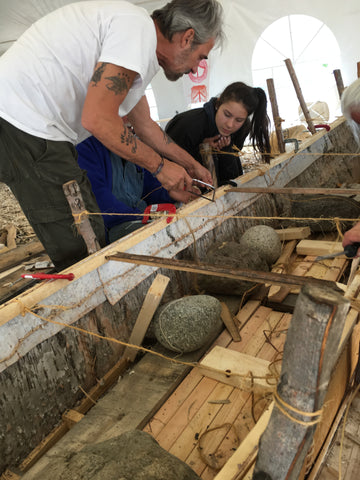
[273,390,323,426]
[5,300,278,391]
[72,210,360,224]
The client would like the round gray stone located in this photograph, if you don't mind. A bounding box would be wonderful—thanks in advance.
[153,295,222,353]
[238,225,281,266]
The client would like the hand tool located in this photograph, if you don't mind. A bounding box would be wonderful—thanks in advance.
[315,242,360,261]
[21,273,75,281]
[190,179,216,202]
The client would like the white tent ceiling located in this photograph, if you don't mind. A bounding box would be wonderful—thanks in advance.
[1,0,359,126]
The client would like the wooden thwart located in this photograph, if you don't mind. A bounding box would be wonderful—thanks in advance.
[197,346,274,393]
[106,252,339,290]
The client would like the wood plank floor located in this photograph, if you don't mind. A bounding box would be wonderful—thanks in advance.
[143,244,354,479]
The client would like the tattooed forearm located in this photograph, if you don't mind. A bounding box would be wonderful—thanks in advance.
[90,63,107,86]
[105,72,131,95]
[120,125,138,154]
[157,124,174,145]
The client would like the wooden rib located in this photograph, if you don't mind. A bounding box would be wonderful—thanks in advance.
[123,274,170,362]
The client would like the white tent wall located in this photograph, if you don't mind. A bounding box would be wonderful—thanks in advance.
[0,0,359,126]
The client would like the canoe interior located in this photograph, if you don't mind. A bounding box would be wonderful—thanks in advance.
[0,117,360,476]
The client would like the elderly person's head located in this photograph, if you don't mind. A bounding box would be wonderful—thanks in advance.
[341,78,360,143]
[152,0,224,48]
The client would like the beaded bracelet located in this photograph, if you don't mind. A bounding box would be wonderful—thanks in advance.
[152,156,165,177]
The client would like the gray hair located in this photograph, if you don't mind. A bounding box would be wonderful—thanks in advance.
[341,78,360,144]
[151,0,225,48]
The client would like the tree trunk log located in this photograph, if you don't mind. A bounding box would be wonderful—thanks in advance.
[253,284,350,480]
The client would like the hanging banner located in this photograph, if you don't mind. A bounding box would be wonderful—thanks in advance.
[182,58,210,107]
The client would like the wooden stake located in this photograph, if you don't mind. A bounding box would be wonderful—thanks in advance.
[253,284,350,479]
[123,274,170,362]
[106,252,338,290]
[284,58,316,134]
[63,180,100,255]
[200,143,218,188]
[358,62,360,79]
[220,302,241,342]
[266,78,285,153]
[333,69,345,98]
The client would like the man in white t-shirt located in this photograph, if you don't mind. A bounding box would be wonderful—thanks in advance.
[0,0,224,270]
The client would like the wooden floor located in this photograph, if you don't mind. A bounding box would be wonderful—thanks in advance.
[142,240,359,479]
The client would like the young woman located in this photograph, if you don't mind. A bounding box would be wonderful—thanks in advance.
[165,82,271,186]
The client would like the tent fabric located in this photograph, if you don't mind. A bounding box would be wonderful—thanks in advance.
[0,0,359,125]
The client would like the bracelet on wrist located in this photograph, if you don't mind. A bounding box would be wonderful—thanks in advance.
[152,156,165,177]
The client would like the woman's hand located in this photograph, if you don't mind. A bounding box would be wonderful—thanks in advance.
[203,134,231,150]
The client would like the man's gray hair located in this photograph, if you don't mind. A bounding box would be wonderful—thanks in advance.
[152,0,225,48]
[341,78,360,144]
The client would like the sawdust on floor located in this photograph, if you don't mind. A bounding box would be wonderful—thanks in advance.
[0,182,36,245]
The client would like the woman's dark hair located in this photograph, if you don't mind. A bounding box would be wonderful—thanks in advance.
[216,82,271,162]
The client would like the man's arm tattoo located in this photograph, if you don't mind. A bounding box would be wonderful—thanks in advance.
[90,63,107,86]
[105,72,131,95]
[120,125,138,154]
[159,125,174,145]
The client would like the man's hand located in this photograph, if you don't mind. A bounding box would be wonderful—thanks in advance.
[186,161,213,185]
[342,222,360,257]
[156,158,194,192]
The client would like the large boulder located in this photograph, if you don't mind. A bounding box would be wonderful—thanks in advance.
[238,225,282,266]
[33,430,201,480]
[153,295,222,353]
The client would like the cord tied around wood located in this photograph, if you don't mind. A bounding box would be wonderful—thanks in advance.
[273,390,323,426]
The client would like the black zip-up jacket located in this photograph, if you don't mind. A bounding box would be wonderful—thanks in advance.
[165,97,250,185]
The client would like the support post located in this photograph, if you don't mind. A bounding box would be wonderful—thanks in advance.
[333,69,345,98]
[63,180,100,255]
[266,78,285,154]
[284,58,316,134]
[253,284,350,480]
[357,62,360,79]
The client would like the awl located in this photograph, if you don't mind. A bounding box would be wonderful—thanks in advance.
[21,273,75,281]
[315,242,360,262]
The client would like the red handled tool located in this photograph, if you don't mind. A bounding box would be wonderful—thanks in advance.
[142,203,176,225]
[21,273,75,281]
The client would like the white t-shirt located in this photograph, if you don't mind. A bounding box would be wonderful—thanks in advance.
[0,1,159,144]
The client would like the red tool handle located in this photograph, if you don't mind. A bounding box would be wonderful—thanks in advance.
[21,273,75,281]
[142,203,176,225]
[314,124,331,132]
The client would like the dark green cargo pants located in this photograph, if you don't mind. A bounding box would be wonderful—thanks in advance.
[0,118,106,271]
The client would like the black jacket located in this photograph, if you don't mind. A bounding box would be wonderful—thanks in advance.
[165,97,250,185]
